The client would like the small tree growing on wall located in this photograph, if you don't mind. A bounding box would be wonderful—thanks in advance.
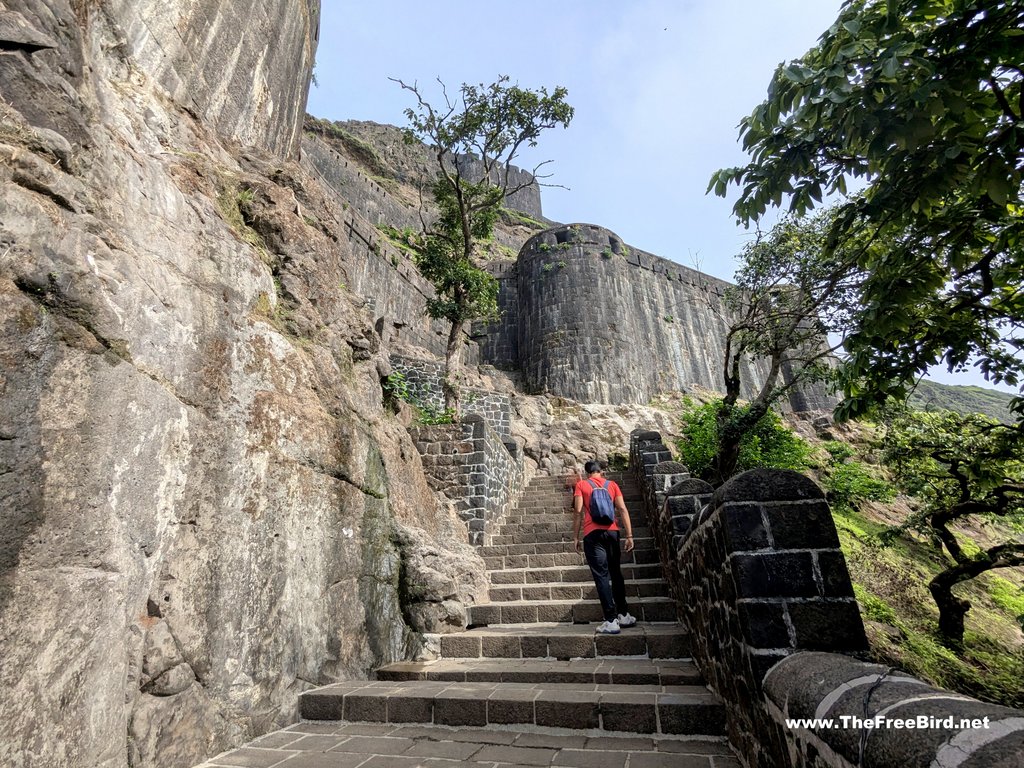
[702,211,861,485]
[393,76,573,417]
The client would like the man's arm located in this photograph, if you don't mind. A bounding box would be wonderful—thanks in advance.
[614,494,634,552]
[572,494,584,553]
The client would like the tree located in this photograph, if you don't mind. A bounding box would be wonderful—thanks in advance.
[677,398,814,482]
[709,0,1024,423]
[881,408,1024,648]
[706,211,859,485]
[394,76,573,417]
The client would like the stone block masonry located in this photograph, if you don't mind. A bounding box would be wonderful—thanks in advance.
[301,136,482,362]
[390,355,512,439]
[303,132,424,233]
[510,224,771,404]
[628,429,1024,768]
[411,416,524,546]
[765,652,1024,768]
[473,260,520,369]
[474,223,834,409]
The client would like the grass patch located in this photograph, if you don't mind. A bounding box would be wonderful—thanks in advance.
[499,207,546,230]
[215,177,268,262]
[305,117,393,180]
[987,576,1024,619]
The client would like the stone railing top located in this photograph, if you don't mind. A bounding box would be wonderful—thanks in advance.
[665,478,714,497]
[652,460,688,474]
[713,468,825,505]
[764,651,1024,768]
[631,429,663,442]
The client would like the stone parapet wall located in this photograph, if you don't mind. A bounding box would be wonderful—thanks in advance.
[630,430,865,767]
[303,133,423,232]
[454,154,542,220]
[628,428,1024,768]
[390,355,511,439]
[411,416,524,546]
[678,468,867,768]
[301,137,480,362]
[765,652,1024,768]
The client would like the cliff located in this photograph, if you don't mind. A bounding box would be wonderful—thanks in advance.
[0,4,839,768]
[0,4,487,768]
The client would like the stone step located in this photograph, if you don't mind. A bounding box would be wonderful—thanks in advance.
[264,721,731,766]
[526,474,638,485]
[488,578,669,603]
[516,495,643,509]
[467,596,678,626]
[198,721,740,768]
[511,503,644,517]
[488,525,653,546]
[375,657,702,686]
[488,562,664,585]
[495,512,647,528]
[497,511,649,527]
[481,546,661,570]
[438,624,690,660]
[299,680,725,736]
[479,536,657,558]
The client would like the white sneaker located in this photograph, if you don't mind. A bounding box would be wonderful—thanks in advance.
[596,619,620,635]
[617,612,637,628]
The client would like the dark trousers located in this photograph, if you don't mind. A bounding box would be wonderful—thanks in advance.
[583,529,629,622]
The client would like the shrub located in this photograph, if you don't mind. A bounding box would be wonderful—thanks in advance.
[676,399,813,478]
[823,460,894,514]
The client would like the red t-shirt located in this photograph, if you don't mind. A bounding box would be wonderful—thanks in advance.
[574,477,622,537]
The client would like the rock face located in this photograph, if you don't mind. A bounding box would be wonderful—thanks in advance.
[110,0,319,157]
[0,3,486,768]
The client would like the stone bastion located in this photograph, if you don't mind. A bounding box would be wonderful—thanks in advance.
[477,223,829,408]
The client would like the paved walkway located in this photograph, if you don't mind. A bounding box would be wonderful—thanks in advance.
[196,473,738,768]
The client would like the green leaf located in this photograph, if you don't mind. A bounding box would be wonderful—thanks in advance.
[987,175,1011,207]
[783,64,807,84]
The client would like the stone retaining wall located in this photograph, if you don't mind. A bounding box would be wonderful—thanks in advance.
[411,415,523,546]
[301,136,482,363]
[628,428,1024,768]
[390,355,511,439]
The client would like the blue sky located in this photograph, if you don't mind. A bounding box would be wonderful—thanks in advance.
[307,1,1018,394]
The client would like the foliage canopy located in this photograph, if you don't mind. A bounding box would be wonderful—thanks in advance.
[711,0,1024,422]
[676,399,814,481]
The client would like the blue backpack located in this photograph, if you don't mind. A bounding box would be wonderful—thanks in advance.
[588,479,616,525]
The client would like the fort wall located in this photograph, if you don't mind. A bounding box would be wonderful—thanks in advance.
[495,223,776,405]
[305,132,831,411]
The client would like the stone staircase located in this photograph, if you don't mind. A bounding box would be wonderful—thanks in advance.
[197,473,737,767]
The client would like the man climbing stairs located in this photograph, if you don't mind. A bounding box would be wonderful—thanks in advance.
[197,473,737,767]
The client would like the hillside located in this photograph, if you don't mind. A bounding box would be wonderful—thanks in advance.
[910,379,1019,423]
[784,418,1024,709]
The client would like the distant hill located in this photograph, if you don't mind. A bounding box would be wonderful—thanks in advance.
[909,380,1019,423]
